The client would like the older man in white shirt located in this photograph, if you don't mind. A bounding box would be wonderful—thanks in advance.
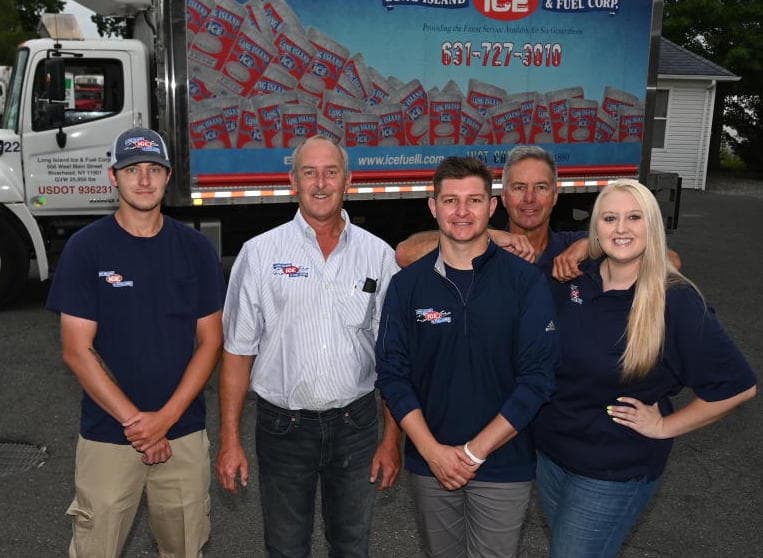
[217,135,401,557]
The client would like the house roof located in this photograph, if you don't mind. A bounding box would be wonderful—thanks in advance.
[658,37,740,81]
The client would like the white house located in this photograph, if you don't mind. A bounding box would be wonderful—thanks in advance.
[651,37,740,190]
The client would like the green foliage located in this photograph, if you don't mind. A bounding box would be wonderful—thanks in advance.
[724,95,762,172]
[719,146,746,172]
[663,0,763,171]
[0,0,64,65]
[0,10,28,67]
[92,14,129,38]
[16,0,65,33]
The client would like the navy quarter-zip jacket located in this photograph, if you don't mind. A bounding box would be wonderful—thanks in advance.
[376,241,559,482]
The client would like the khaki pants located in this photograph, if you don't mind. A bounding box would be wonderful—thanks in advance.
[67,430,211,558]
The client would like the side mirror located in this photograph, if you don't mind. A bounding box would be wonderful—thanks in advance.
[41,102,65,127]
[33,56,67,141]
[43,57,66,102]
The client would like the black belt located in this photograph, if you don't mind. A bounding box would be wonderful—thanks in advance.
[256,391,376,420]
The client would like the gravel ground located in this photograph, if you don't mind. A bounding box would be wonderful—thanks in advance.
[705,172,763,198]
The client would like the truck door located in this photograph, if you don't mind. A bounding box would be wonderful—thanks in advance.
[21,48,146,213]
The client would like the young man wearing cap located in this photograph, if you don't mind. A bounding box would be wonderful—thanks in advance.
[47,127,226,557]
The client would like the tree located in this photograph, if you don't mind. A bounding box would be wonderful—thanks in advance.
[724,95,762,171]
[663,0,763,172]
[17,0,65,33]
[0,3,27,66]
[92,14,129,38]
[0,0,64,65]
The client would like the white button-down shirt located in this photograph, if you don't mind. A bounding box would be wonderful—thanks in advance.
[224,209,399,410]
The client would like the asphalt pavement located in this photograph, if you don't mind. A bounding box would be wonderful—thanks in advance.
[1,185,761,557]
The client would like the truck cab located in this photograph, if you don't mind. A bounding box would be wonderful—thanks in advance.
[0,37,150,305]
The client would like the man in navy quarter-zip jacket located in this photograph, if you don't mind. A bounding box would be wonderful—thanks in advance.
[375,156,558,558]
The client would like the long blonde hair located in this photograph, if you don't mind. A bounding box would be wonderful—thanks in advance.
[588,179,696,381]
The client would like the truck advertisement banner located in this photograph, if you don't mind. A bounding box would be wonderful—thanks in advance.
[187,0,653,183]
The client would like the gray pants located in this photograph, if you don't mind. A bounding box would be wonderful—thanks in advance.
[410,473,532,558]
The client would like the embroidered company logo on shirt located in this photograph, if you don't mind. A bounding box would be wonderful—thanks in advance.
[98,270,134,288]
[416,308,452,324]
[272,263,309,278]
[569,284,583,304]
[545,320,556,332]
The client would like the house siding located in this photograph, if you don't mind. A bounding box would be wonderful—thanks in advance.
[651,78,715,190]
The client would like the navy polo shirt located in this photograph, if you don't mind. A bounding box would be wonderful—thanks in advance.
[47,215,226,444]
[535,260,757,481]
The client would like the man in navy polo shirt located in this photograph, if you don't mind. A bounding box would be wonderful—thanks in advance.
[47,127,225,557]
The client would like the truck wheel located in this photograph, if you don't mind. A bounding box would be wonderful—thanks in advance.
[0,217,30,308]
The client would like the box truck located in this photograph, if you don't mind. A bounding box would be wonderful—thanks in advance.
[0,0,670,306]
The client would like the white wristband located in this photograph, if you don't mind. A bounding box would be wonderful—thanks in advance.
[463,442,486,465]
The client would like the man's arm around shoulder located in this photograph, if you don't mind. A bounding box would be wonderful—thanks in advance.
[395,230,439,267]
[396,229,536,267]
[552,235,682,281]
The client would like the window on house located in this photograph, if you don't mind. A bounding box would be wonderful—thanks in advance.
[652,89,669,149]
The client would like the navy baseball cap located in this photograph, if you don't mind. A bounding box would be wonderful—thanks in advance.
[110,127,171,170]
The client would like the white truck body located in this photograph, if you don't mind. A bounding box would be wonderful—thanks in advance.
[0,0,669,306]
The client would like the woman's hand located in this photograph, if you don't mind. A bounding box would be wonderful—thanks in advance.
[607,397,668,439]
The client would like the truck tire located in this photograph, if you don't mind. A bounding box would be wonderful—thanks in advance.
[0,217,30,308]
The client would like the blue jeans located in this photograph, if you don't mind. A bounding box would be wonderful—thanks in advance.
[536,452,659,558]
[255,393,378,558]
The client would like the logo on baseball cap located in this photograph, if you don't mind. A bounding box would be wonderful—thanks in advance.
[110,127,172,170]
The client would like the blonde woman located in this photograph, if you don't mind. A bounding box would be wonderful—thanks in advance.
[533,179,757,558]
